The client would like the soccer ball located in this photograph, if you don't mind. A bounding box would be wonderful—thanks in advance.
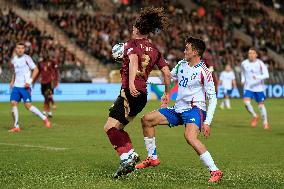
[112,43,124,60]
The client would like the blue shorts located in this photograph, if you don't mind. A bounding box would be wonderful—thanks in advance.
[10,87,32,103]
[243,90,266,103]
[223,89,233,97]
[158,106,206,130]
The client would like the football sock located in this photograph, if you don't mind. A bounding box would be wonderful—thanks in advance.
[12,106,19,128]
[44,97,50,112]
[220,101,224,108]
[144,137,157,160]
[29,106,47,120]
[258,105,268,124]
[244,101,257,117]
[200,151,219,172]
[106,127,133,156]
[225,98,231,108]
[120,149,134,161]
[49,96,54,105]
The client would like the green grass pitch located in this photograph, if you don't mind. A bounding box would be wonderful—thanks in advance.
[0,99,283,189]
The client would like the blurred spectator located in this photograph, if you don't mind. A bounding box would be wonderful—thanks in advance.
[0,8,90,82]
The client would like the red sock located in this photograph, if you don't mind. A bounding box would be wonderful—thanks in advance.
[49,95,54,105]
[106,127,133,156]
[120,129,133,149]
[44,97,50,112]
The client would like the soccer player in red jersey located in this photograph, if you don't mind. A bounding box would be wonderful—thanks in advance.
[36,52,59,117]
[103,7,171,178]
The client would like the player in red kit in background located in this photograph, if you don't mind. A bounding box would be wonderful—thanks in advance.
[103,7,171,178]
[36,52,59,117]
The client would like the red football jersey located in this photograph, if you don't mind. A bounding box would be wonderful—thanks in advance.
[38,60,59,84]
[121,38,167,93]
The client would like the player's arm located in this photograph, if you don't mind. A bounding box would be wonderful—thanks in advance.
[254,62,269,80]
[128,54,140,97]
[31,67,39,84]
[9,60,15,88]
[232,72,237,88]
[33,63,41,83]
[241,63,245,86]
[54,62,60,87]
[25,56,37,87]
[10,73,15,88]
[160,66,171,107]
[202,71,217,138]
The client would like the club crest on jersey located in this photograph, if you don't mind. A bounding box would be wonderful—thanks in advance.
[190,73,197,80]
[180,69,183,73]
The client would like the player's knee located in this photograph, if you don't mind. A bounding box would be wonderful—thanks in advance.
[141,114,152,127]
[258,103,264,108]
[24,103,32,110]
[184,133,197,146]
[244,100,251,106]
[11,101,17,106]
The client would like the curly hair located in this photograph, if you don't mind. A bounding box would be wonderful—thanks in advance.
[134,7,169,35]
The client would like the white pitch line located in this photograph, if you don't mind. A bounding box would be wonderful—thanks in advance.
[0,142,68,151]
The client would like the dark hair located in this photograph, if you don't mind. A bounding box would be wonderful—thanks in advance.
[248,47,258,54]
[185,36,206,57]
[16,42,25,47]
[134,7,169,35]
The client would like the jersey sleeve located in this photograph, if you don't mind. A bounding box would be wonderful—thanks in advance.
[241,61,245,84]
[25,55,36,70]
[255,61,269,80]
[219,72,224,81]
[231,72,236,80]
[156,53,168,70]
[125,40,140,56]
[170,60,183,81]
[201,68,217,125]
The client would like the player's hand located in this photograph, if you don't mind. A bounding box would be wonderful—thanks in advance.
[160,93,169,108]
[253,75,256,80]
[129,84,140,97]
[202,123,211,138]
[25,78,33,88]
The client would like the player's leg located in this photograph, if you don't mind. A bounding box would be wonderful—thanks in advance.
[41,83,48,116]
[105,89,147,177]
[21,88,51,128]
[9,87,21,132]
[46,83,53,117]
[184,123,222,182]
[243,90,258,127]
[220,89,226,109]
[182,108,222,182]
[135,109,170,169]
[255,92,269,129]
[224,89,232,109]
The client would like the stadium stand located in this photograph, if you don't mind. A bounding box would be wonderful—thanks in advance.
[1,0,284,84]
[0,8,91,83]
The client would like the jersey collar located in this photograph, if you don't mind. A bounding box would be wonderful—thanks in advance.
[193,60,204,68]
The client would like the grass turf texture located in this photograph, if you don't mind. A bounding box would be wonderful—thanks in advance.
[0,99,283,189]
